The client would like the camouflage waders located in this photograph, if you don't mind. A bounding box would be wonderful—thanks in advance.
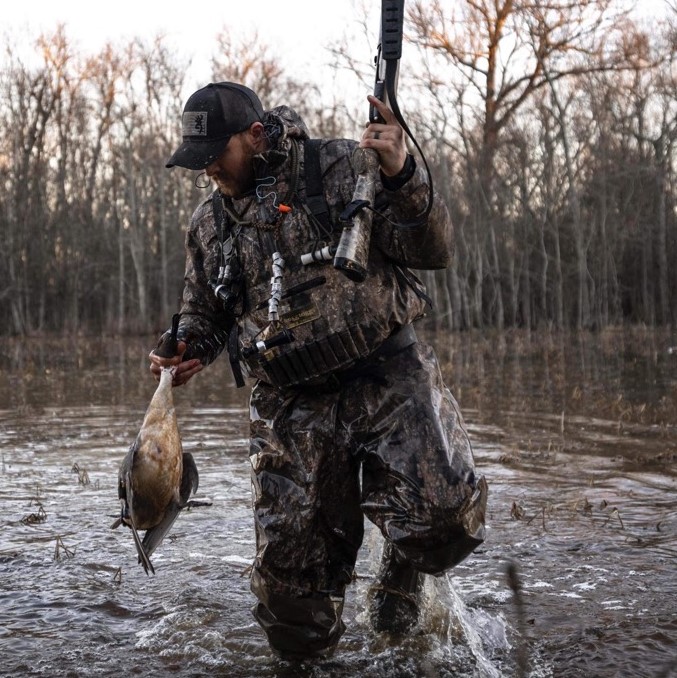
[248,340,487,657]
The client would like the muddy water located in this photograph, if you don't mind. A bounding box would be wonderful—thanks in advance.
[0,330,675,678]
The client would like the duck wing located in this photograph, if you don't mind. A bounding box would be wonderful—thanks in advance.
[179,452,200,505]
[132,517,156,575]
[110,442,136,530]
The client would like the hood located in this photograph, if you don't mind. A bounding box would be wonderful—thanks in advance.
[251,106,310,174]
[267,105,310,141]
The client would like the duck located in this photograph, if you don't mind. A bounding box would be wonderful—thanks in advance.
[111,315,199,574]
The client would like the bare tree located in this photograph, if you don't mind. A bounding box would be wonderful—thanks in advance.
[407,0,634,329]
[1,29,61,333]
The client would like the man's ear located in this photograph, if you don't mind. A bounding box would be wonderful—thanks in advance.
[249,122,266,150]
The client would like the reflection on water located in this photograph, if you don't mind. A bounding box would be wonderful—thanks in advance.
[0,330,675,677]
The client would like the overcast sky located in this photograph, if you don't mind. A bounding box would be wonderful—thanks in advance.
[1,0,369,93]
[1,0,669,99]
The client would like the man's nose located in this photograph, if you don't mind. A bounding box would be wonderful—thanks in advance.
[205,161,218,177]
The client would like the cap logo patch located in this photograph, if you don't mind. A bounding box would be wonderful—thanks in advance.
[182,111,208,137]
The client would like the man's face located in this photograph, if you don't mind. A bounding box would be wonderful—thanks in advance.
[205,130,256,198]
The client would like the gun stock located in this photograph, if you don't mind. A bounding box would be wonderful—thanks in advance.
[370,0,404,123]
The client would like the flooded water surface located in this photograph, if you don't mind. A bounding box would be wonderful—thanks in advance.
[0,330,675,677]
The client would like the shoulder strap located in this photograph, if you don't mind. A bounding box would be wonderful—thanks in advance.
[212,191,228,243]
[303,139,333,232]
[211,191,245,388]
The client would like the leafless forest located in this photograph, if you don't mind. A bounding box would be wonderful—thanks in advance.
[2,0,676,336]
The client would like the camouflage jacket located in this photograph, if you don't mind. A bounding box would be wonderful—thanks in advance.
[174,107,453,387]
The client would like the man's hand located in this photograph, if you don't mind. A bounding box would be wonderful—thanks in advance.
[149,340,203,387]
[360,95,407,177]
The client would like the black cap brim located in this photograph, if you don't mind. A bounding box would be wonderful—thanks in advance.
[165,136,231,170]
